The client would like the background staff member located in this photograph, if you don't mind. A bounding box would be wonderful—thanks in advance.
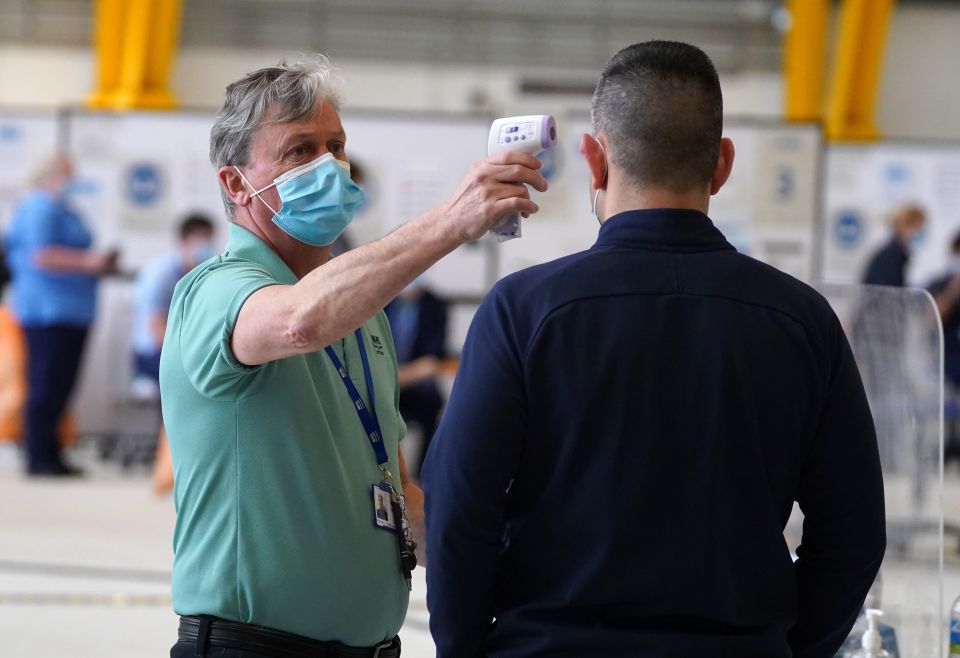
[131,213,216,495]
[927,231,960,468]
[133,214,216,387]
[4,153,117,477]
[423,41,885,658]
[385,278,449,479]
[862,204,926,287]
[161,56,547,658]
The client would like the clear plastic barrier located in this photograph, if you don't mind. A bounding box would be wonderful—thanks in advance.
[789,283,946,657]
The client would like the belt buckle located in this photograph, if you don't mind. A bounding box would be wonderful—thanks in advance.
[372,640,393,658]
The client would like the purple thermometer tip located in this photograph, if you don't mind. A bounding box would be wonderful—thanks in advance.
[540,115,557,151]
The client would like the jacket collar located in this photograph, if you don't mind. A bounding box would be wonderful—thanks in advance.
[592,208,736,253]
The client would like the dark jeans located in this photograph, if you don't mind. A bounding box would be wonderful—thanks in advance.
[170,640,273,657]
[22,324,88,471]
[134,350,162,382]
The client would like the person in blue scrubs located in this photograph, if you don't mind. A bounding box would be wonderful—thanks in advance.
[132,214,215,386]
[5,153,118,476]
[133,213,215,494]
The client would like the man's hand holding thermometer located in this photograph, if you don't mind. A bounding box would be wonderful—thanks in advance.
[487,115,557,241]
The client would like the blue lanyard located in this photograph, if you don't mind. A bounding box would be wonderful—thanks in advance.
[324,329,389,467]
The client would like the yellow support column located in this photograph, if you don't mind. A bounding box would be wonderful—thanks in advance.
[141,0,183,109]
[87,0,126,108]
[86,0,183,110]
[113,0,154,109]
[783,0,830,123]
[825,0,897,141]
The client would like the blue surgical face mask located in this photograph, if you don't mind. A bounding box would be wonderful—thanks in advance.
[188,240,216,265]
[60,180,82,200]
[909,228,926,251]
[235,153,366,246]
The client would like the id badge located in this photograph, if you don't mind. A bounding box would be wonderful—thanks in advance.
[372,483,398,532]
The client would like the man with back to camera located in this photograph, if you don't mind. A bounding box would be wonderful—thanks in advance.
[160,56,547,658]
[422,41,886,658]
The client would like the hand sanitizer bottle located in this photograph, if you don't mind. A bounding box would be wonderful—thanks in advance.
[849,610,892,658]
[949,593,960,657]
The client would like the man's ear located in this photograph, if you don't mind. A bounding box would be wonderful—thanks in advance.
[579,133,608,191]
[219,166,251,209]
[710,137,735,196]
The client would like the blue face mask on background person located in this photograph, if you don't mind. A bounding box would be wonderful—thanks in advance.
[908,228,926,251]
[60,179,82,200]
[235,153,366,246]
[188,240,216,265]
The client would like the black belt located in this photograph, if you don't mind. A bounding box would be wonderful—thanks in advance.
[178,615,401,658]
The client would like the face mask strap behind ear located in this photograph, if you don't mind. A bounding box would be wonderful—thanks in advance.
[233,166,279,216]
[592,136,608,220]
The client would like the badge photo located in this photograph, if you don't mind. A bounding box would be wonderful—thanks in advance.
[372,483,398,532]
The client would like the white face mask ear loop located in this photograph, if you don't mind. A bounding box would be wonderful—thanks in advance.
[592,136,608,222]
[233,166,279,216]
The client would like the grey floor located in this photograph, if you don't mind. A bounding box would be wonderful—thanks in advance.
[1,441,958,657]
[0,442,435,657]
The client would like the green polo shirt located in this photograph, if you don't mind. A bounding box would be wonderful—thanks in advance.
[159,223,408,645]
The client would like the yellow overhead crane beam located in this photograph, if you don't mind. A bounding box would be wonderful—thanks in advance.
[87,0,184,110]
[783,0,897,141]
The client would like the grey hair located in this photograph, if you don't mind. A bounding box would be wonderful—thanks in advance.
[210,55,343,219]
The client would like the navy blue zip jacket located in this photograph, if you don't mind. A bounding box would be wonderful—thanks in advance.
[422,209,885,658]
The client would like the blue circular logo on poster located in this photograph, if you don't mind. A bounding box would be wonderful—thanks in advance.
[885,163,909,184]
[834,211,863,250]
[126,163,162,206]
[0,123,22,142]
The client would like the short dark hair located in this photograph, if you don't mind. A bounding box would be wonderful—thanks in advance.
[591,40,723,193]
[951,230,960,253]
[178,213,214,241]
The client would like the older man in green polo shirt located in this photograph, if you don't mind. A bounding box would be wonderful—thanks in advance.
[161,56,547,658]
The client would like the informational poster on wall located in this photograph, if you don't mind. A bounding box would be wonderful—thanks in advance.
[822,142,960,286]
[712,122,821,283]
[0,111,60,230]
[66,110,226,268]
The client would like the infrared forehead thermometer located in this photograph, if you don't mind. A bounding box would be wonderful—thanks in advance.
[487,115,557,241]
